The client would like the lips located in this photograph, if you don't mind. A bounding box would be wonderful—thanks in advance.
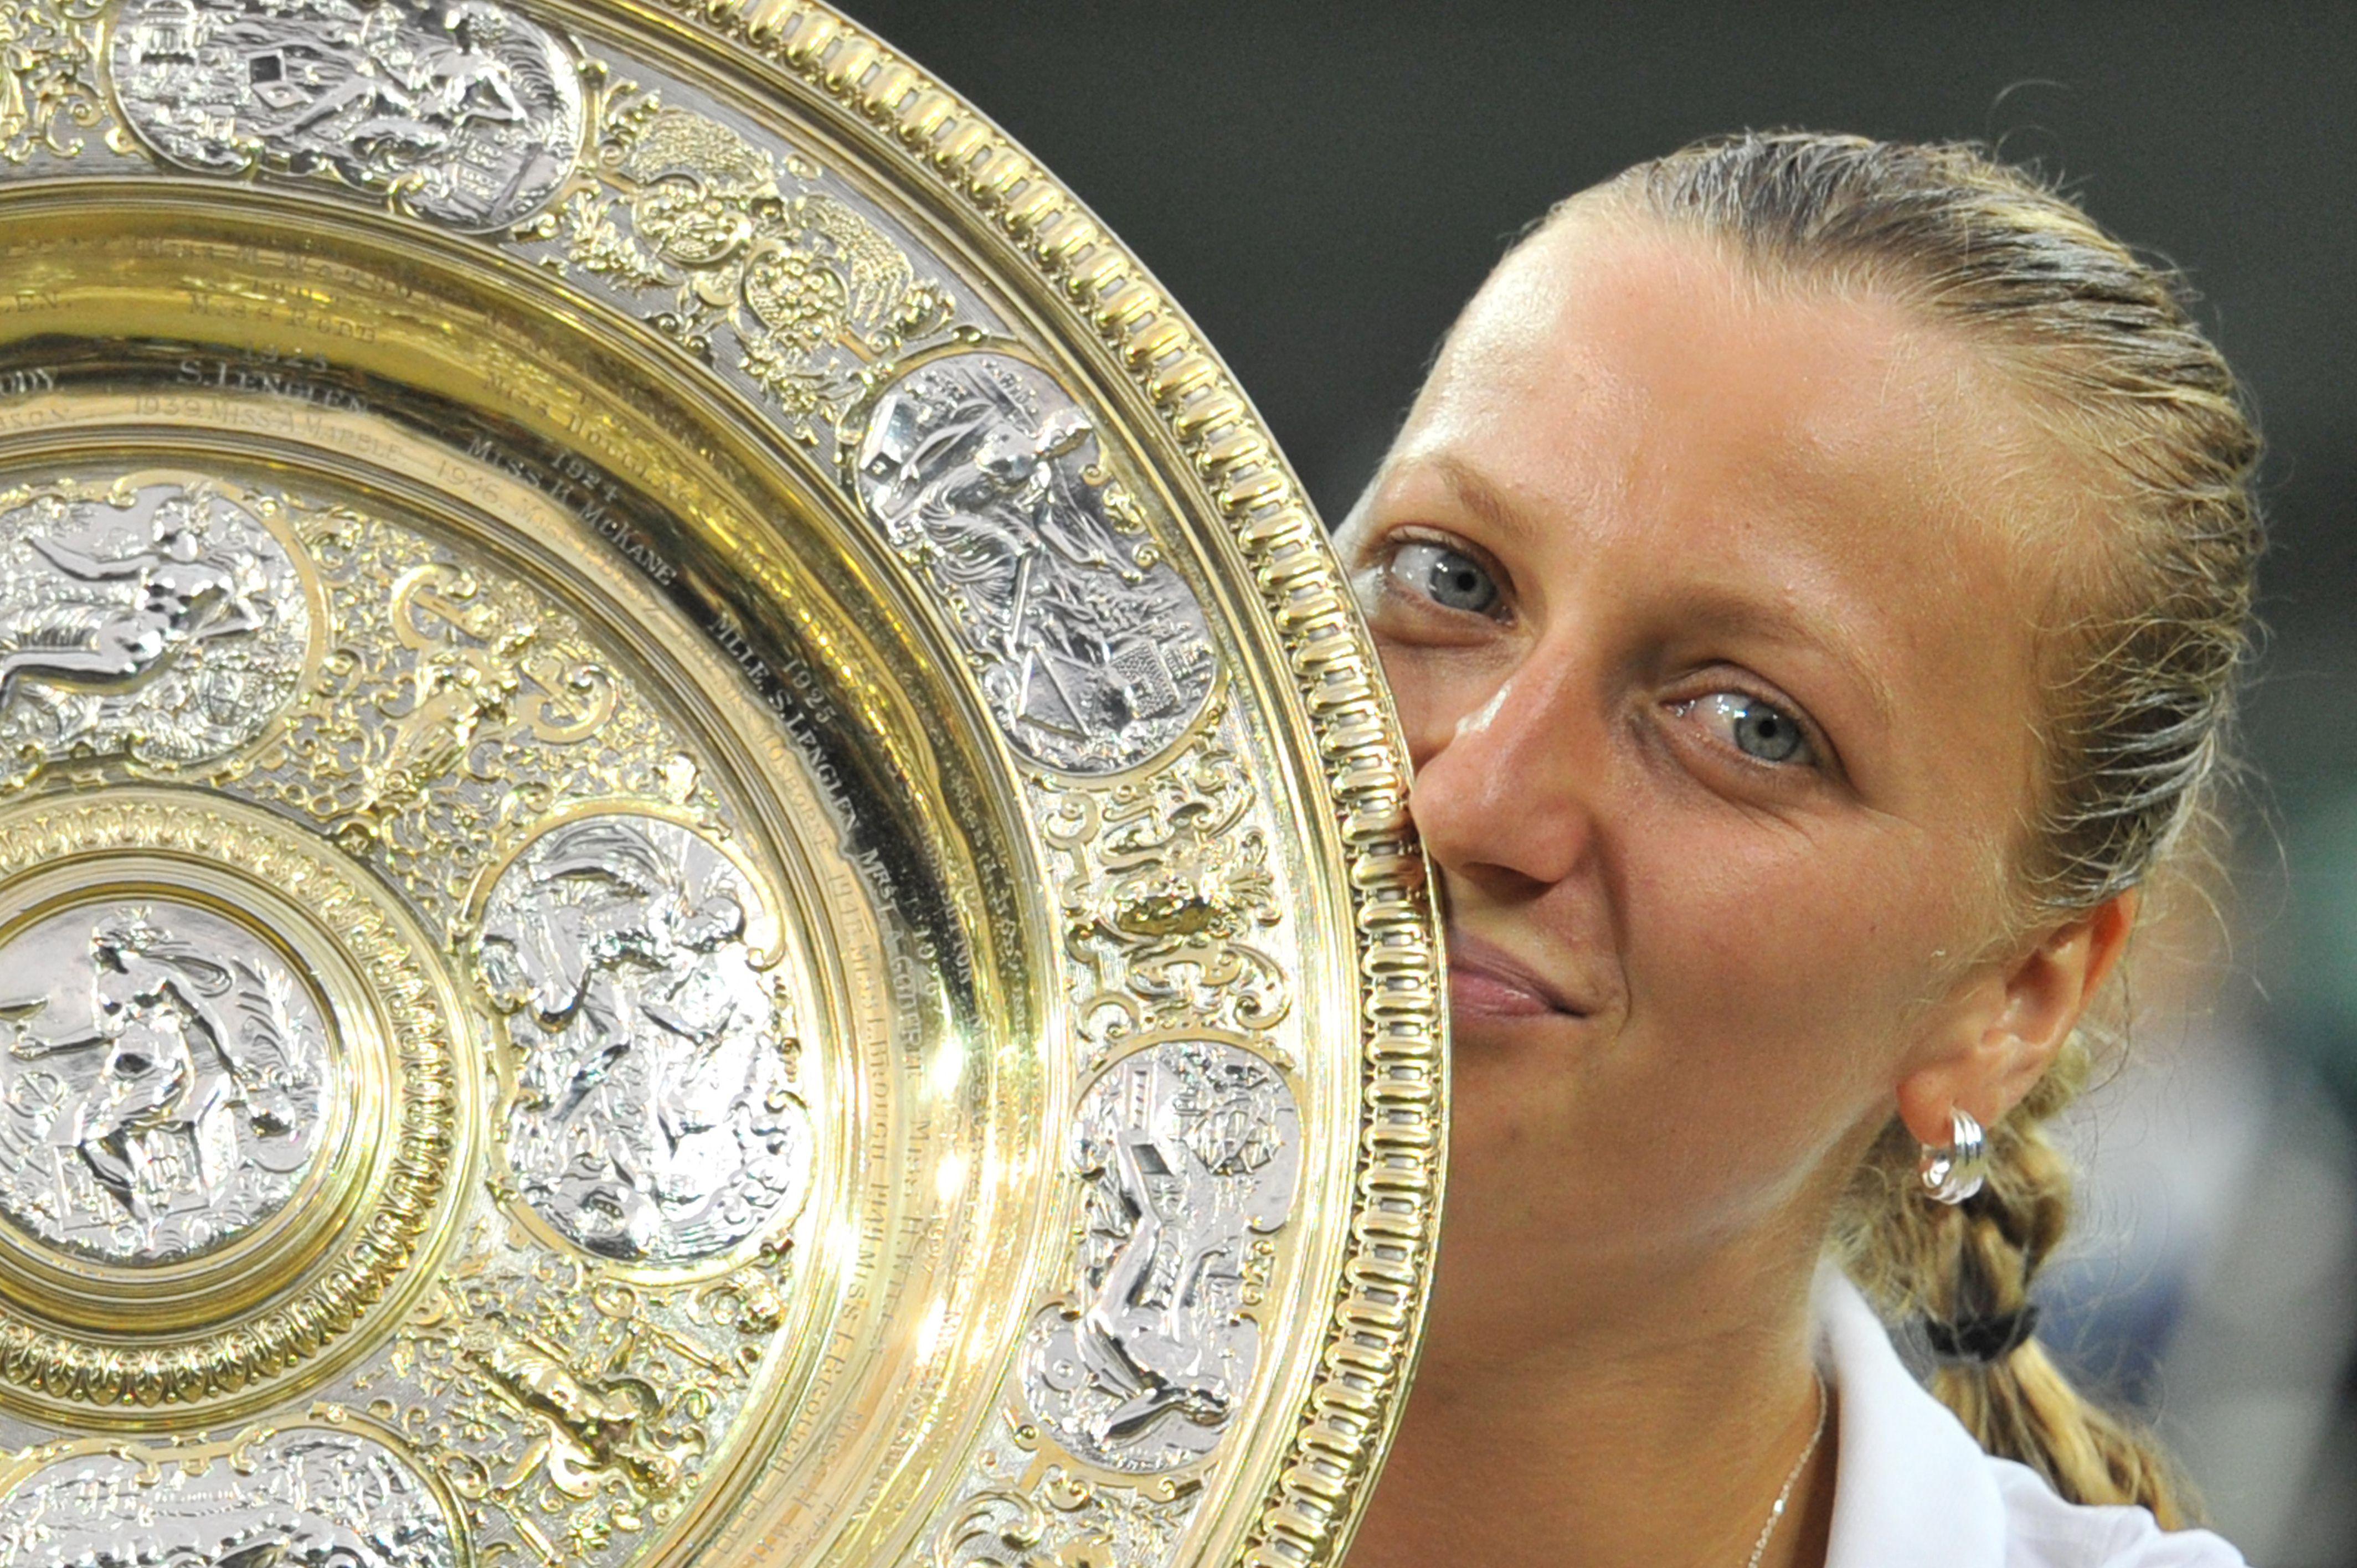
[1445,927,1591,1019]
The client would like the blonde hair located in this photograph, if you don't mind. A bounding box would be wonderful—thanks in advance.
[1611,132,2264,1526]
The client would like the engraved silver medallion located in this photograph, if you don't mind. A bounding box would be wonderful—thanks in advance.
[1021,1040,1301,1472]
[477,812,809,1267]
[0,1428,457,1568]
[109,0,585,229]
[0,898,333,1263]
[855,350,1219,775]
[0,479,310,783]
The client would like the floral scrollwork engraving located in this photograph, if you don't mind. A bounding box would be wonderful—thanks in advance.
[214,504,702,929]
[528,90,960,435]
[1041,720,1287,1058]
[0,0,122,163]
[326,561,619,851]
[932,1488,1113,1568]
[920,1417,1202,1568]
[359,1221,792,1562]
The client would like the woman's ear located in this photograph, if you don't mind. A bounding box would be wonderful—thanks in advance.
[1896,889,2139,1145]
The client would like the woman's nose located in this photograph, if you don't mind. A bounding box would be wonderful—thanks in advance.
[1408,656,1602,891]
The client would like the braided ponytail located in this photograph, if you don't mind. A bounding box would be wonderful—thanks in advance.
[1849,1051,2202,1526]
[1610,132,2263,1526]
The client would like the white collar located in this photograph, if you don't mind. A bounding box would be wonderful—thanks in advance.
[1818,1266,2010,1568]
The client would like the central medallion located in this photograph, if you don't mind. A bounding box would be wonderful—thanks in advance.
[0,790,472,1421]
[0,896,334,1265]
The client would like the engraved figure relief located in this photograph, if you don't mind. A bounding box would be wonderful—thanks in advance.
[855,352,1217,775]
[477,814,809,1266]
[107,0,584,229]
[453,1311,690,1499]
[533,96,958,430]
[0,1428,457,1568]
[0,899,331,1262]
[0,479,309,783]
[1021,1042,1299,1472]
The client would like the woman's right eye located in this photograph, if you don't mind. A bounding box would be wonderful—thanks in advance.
[1390,540,1500,615]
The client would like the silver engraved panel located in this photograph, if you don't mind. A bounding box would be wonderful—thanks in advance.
[109,0,584,230]
[854,350,1218,775]
[477,812,810,1266]
[0,899,333,1263]
[0,480,309,784]
[1021,1040,1301,1472]
[0,1428,457,1567]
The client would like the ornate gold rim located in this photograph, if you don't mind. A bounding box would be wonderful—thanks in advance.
[626,6,1447,1561]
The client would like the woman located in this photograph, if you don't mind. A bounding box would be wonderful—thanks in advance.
[1337,134,2257,1567]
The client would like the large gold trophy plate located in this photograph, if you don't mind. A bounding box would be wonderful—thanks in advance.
[0,2,1443,1565]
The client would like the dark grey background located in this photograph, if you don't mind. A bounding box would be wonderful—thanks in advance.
[835,3,2357,1559]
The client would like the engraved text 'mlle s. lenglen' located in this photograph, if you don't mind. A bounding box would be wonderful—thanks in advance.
[0,0,1442,1564]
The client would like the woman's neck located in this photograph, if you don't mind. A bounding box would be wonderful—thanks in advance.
[1345,1232,1839,1568]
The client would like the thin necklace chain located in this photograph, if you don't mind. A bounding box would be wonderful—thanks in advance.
[1744,1373,1829,1568]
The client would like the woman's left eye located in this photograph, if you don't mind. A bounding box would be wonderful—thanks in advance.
[1680,692,1816,767]
[1389,540,1500,615]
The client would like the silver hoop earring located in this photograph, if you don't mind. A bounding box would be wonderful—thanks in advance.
[1918,1107,1987,1205]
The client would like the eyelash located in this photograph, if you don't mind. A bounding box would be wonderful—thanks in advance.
[1666,684,1835,779]
[1375,529,1513,622]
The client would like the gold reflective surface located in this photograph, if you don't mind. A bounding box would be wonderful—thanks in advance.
[0,3,1444,1564]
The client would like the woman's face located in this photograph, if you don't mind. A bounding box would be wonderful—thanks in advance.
[1336,209,2093,1328]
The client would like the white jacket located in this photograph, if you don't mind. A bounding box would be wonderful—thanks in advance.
[1819,1272,2246,1568]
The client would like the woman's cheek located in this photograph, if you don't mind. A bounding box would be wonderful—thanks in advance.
[1378,649,1475,772]
[1630,820,1907,1067]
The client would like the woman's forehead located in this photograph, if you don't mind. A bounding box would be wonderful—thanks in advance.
[1398,213,2074,605]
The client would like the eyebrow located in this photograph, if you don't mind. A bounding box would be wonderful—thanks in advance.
[1429,454,1543,546]
[1422,453,1898,736]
